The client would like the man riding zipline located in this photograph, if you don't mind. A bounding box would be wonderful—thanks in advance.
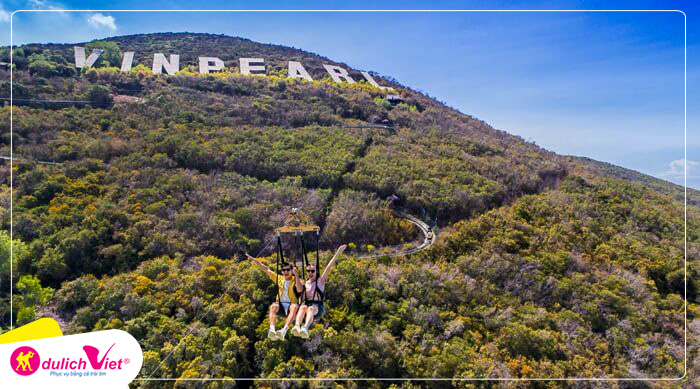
[292,244,347,339]
[248,254,303,341]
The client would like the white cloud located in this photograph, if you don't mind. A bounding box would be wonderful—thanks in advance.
[0,8,9,22]
[87,13,116,31]
[663,159,700,179]
[27,0,67,13]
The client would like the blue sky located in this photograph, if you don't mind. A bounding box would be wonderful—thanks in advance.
[0,1,697,189]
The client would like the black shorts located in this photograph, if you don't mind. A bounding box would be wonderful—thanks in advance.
[277,302,295,317]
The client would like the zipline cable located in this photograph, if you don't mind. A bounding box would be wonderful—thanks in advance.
[0,97,117,105]
[0,155,63,165]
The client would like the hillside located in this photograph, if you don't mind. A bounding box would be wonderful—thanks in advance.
[567,155,700,208]
[0,33,698,387]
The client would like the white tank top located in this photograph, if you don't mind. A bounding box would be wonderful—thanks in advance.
[280,279,291,304]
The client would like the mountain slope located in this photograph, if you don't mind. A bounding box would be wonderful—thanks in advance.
[568,155,700,207]
[0,33,697,387]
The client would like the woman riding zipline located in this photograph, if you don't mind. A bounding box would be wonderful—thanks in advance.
[248,254,304,341]
[292,244,347,339]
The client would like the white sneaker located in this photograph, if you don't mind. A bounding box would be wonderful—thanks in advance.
[291,325,301,337]
[300,327,310,339]
[277,327,288,340]
[267,327,278,340]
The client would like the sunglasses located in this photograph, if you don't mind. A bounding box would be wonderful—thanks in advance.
[306,269,315,273]
[281,268,292,272]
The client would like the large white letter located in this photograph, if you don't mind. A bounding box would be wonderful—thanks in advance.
[361,71,392,90]
[152,53,180,75]
[120,52,134,72]
[323,64,355,83]
[288,61,313,81]
[199,57,225,74]
[239,58,265,75]
[74,46,103,69]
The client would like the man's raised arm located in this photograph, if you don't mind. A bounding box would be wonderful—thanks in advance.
[247,253,275,278]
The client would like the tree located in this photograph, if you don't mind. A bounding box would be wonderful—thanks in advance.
[14,275,54,326]
[28,60,59,77]
[0,232,27,293]
[85,41,122,68]
[16,275,53,307]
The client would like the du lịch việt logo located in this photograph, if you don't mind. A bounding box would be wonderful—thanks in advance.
[10,346,40,376]
[1,328,143,388]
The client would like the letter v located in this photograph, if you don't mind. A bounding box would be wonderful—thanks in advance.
[83,343,115,369]
[74,47,104,68]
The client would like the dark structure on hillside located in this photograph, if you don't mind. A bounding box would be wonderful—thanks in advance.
[384,94,403,105]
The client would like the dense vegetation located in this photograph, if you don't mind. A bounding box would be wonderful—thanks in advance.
[0,33,697,388]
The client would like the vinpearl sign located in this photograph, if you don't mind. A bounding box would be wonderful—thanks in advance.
[74,47,394,90]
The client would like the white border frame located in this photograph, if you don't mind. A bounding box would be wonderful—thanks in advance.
[7,9,688,383]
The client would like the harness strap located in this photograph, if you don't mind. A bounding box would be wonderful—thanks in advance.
[275,234,284,303]
[315,231,323,303]
[295,233,305,302]
[301,233,323,303]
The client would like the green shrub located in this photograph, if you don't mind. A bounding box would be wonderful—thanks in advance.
[85,85,113,107]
